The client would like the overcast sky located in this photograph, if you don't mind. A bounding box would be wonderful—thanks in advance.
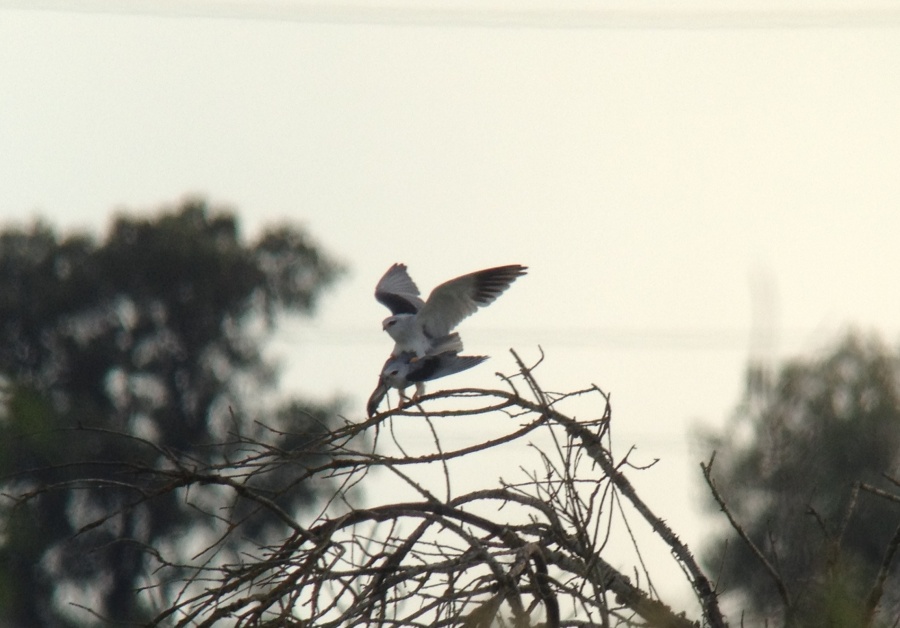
[4,0,900,617]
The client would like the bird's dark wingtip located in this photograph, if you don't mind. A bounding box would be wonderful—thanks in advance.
[375,292,420,315]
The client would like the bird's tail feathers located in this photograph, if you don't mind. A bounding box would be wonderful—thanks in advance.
[429,332,464,355]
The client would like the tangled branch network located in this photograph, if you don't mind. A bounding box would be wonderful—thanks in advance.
[12,350,726,627]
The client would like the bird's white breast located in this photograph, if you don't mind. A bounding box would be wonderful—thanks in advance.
[384,314,430,356]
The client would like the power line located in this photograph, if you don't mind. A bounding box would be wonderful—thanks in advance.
[4,0,900,30]
[271,325,841,352]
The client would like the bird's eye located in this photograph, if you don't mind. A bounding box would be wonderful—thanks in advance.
[389,369,399,376]
[387,320,396,327]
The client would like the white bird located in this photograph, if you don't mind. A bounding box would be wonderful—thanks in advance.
[375,263,527,357]
[366,350,488,417]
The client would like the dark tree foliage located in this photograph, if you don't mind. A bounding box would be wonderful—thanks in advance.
[701,332,900,626]
[0,200,344,627]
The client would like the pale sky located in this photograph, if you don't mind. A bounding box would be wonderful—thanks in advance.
[3,0,900,618]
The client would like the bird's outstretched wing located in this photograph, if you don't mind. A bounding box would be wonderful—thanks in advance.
[417,264,528,338]
[366,351,488,416]
[405,353,488,383]
[375,263,424,315]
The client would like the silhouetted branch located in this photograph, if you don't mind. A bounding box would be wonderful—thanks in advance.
[860,481,900,506]
[6,349,723,627]
[857,481,900,627]
[701,453,792,616]
[864,522,900,627]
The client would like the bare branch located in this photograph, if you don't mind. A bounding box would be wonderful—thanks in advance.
[8,349,724,628]
[701,453,792,615]
[863,521,900,627]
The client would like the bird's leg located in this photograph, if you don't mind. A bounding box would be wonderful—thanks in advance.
[396,387,409,408]
[412,382,426,400]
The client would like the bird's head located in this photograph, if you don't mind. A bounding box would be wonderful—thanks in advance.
[382,314,413,333]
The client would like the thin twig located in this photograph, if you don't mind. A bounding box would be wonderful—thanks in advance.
[701,452,792,614]
[863,520,900,627]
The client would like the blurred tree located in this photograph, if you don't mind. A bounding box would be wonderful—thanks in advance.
[700,332,900,626]
[0,200,344,627]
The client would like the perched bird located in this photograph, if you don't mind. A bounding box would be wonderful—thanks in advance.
[375,263,527,357]
[366,350,488,417]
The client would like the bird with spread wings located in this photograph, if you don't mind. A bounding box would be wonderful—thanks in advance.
[374,263,528,358]
[367,263,526,413]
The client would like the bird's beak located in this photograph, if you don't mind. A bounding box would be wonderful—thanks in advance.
[381,321,389,331]
[367,379,388,417]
